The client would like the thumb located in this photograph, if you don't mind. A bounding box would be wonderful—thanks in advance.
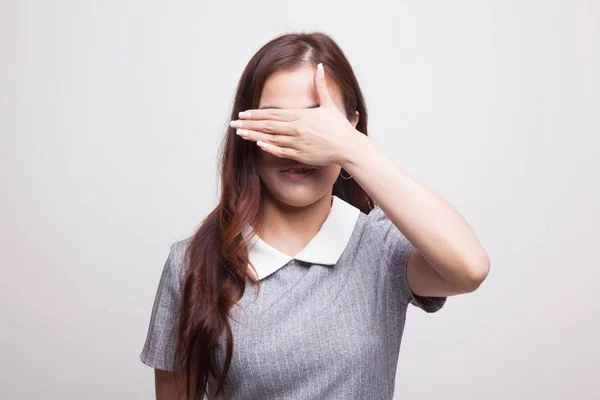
[314,63,334,108]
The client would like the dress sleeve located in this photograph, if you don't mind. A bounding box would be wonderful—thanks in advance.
[368,205,447,313]
[140,241,187,371]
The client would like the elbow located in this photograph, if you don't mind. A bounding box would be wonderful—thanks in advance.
[460,252,491,293]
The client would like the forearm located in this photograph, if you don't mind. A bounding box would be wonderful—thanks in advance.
[339,132,490,287]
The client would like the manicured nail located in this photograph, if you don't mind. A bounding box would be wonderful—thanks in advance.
[236,128,248,136]
[317,62,324,78]
[257,140,268,148]
[229,120,242,128]
[239,111,251,118]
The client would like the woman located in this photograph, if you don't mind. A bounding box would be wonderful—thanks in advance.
[140,31,490,400]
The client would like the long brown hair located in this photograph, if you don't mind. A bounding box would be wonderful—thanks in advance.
[172,31,375,399]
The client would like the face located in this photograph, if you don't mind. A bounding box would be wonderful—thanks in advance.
[257,65,359,209]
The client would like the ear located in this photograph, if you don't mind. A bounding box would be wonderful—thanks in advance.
[351,110,360,129]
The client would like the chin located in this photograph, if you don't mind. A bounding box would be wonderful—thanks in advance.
[262,180,329,209]
[258,168,339,208]
[269,189,324,209]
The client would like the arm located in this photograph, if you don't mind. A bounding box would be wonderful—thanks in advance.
[339,132,490,296]
[155,369,186,400]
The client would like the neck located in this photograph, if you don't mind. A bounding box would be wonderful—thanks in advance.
[252,190,334,257]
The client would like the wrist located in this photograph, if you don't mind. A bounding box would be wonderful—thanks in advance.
[337,129,370,169]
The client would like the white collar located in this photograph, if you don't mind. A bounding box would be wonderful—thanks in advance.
[241,195,361,280]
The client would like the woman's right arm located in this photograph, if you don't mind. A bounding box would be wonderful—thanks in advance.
[155,368,185,400]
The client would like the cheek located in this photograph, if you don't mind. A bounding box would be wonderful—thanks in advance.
[318,165,342,183]
[256,152,280,182]
[257,149,281,167]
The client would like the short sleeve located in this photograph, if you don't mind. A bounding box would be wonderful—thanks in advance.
[368,205,447,313]
[140,240,187,371]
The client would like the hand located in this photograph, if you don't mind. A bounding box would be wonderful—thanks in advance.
[228,63,359,166]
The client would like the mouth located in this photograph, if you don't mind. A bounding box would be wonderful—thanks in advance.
[279,166,317,180]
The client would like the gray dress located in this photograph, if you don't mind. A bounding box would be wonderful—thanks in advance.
[140,199,447,399]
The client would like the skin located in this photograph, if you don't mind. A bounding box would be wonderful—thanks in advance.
[232,62,490,296]
[252,65,359,257]
[151,66,359,400]
[154,369,184,399]
[154,62,491,398]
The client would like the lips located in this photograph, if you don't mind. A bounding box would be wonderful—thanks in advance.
[280,163,317,172]
[280,168,316,181]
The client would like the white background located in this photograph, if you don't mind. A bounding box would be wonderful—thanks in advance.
[1,0,598,399]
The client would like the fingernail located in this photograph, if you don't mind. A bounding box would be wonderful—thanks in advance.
[257,140,268,148]
[317,63,324,78]
[236,128,248,136]
[239,111,251,118]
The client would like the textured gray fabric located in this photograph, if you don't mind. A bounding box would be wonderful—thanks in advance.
[140,204,447,399]
[140,240,187,373]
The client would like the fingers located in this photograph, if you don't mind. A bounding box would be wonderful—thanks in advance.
[235,128,295,148]
[229,118,296,136]
[237,108,298,122]
[314,63,334,108]
[256,140,302,160]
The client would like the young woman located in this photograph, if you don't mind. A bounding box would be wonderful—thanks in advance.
[140,31,490,400]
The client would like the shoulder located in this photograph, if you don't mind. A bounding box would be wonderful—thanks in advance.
[165,236,193,287]
[169,236,192,260]
[360,204,392,227]
[356,205,389,241]
[360,205,409,242]
[357,205,414,265]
